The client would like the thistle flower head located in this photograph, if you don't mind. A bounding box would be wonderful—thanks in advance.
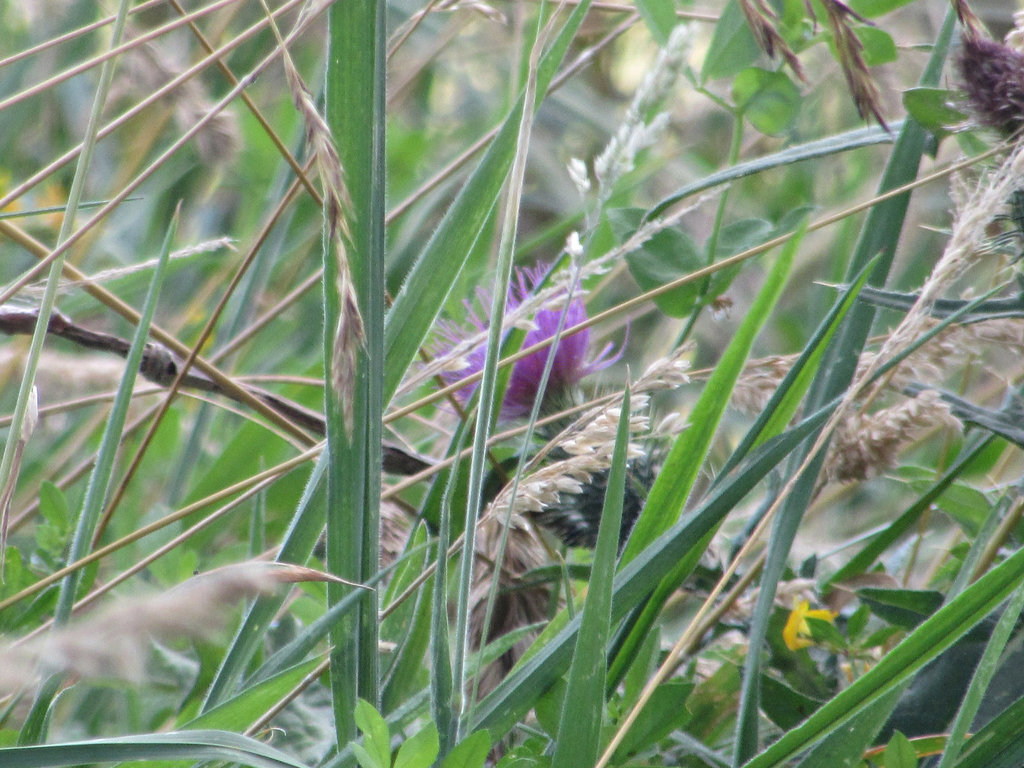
[437,264,618,419]
[957,35,1024,137]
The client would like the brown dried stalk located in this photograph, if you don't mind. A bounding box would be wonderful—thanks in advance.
[0,306,428,475]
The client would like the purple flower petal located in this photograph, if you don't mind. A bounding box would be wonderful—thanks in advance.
[436,265,619,419]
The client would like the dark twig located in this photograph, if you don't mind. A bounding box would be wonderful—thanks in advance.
[0,306,430,476]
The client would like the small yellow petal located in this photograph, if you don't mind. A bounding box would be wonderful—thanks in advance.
[782,600,836,651]
[783,600,812,651]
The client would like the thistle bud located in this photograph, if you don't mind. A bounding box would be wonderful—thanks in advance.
[957,35,1024,137]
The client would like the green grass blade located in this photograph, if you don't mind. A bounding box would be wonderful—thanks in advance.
[953,693,1024,767]
[18,213,176,742]
[645,124,898,220]
[116,659,323,768]
[551,387,630,768]
[822,435,997,593]
[734,15,957,762]
[608,228,797,687]
[621,220,800,563]
[0,0,132,587]
[325,0,387,735]
[936,579,1024,767]
[0,731,313,768]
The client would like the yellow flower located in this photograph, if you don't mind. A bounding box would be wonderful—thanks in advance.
[782,599,837,651]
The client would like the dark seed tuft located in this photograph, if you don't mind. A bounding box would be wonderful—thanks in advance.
[957,36,1024,137]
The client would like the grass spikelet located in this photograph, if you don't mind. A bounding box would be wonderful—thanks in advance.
[825,390,959,482]
[738,0,804,79]
[260,0,363,436]
[822,0,887,128]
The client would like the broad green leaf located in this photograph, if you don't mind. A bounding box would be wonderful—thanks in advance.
[857,26,898,66]
[613,208,703,317]
[903,88,966,136]
[733,68,802,136]
[440,731,490,768]
[393,724,439,768]
[701,0,760,82]
[636,0,677,45]
[760,676,822,730]
[743,534,1024,767]
[884,731,918,768]
[354,700,392,768]
[857,589,944,630]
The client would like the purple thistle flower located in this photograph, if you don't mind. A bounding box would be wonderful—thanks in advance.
[437,264,618,420]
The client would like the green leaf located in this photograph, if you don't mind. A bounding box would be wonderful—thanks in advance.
[383,0,595,403]
[441,731,491,768]
[613,208,703,317]
[469,369,832,738]
[647,122,896,220]
[858,588,944,630]
[701,0,760,82]
[352,743,380,768]
[636,0,677,45]
[823,437,995,592]
[857,26,898,66]
[393,724,439,768]
[846,0,917,17]
[760,676,823,730]
[116,660,324,768]
[884,731,918,768]
[903,88,967,136]
[954,691,1024,767]
[732,68,802,136]
[204,452,328,708]
[614,681,695,759]
[355,699,392,768]
[37,483,68,528]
